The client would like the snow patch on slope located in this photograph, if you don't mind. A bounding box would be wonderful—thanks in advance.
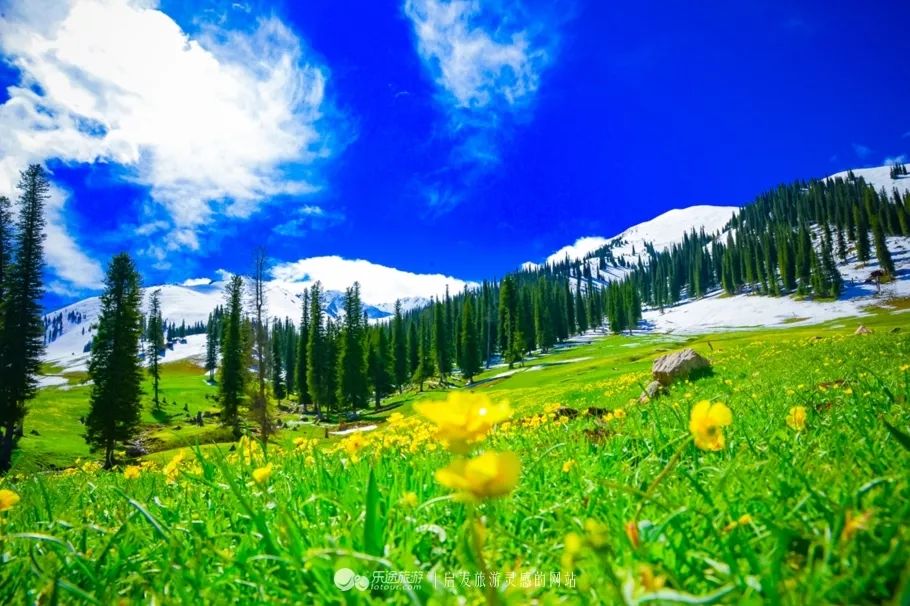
[826,164,910,195]
[526,205,738,270]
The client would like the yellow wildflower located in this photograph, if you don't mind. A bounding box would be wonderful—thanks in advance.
[435,451,520,501]
[639,565,666,592]
[562,459,576,473]
[387,412,405,425]
[786,406,807,432]
[842,509,873,541]
[561,532,583,570]
[689,401,732,451]
[614,408,626,419]
[0,489,20,512]
[163,451,184,484]
[584,518,609,549]
[252,463,273,485]
[123,465,141,480]
[399,491,419,508]
[415,392,512,453]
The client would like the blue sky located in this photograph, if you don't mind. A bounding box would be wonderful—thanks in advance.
[0,0,908,309]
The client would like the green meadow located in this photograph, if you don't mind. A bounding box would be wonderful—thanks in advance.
[1,306,909,604]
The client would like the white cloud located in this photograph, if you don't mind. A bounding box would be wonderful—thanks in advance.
[270,255,475,304]
[884,154,906,166]
[44,184,105,293]
[543,236,610,266]
[404,0,552,110]
[0,0,340,289]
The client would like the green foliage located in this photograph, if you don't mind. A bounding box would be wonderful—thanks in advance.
[0,165,48,473]
[219,275,247,436]
[85,253,144,468]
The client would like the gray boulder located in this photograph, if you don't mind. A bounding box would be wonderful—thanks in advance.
[855,325,873,335]
[639,380,664,403]
[652,348,710,385]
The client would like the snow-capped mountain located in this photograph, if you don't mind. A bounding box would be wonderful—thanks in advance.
[522,205,739,279]
[42,279,434,371]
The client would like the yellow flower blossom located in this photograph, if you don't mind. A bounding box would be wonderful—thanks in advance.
[0,489,20,512]
[786,406,807,432]
[689,401,732,451]
[416,392,512,453]
[399,491,419,508]
[252,463,273,485]
[123,465,141,480]
[639,565,666,592]
[842,509,873,541]
[435,451,520,501]
[584,519,609,549]
[163,451,185,484]
[561,532,582,570]
[562,459,576,473]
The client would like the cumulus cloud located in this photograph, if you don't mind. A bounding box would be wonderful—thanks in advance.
[404,0,551,110]
[271,255,476,304]
[44,184,106,294]
[884,154,907,166]
[404,0,558,212]
[0,0,341,290]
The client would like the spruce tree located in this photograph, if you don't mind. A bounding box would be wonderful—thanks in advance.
[204,314,218,382]
[367,328,392,409]
[0,165,48,473]
[406,321,419,379]
[85,254,144,469]
[869,208,895,276]
[271,320,286,403]
[336,284,368,412]
[459,296,481,383]
[0,195,11,317]
[413,322,433,391]
[433,299,452,381]
[391,300,407,392]
[219,275,246,437]
[296,291,311,409]
[146,289,164,409]
[307,283,328,414]
[249,250,273,439]
[854,203,870,263]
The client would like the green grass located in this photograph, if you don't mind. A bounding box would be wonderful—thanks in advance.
[1,310,909,603]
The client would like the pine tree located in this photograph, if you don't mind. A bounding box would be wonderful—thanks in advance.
[0,195,11,319]
[367,328,392,409]
[459,296,481,383]
[271,320,286,403]
[869,207,895,276]
[85,254,144,468]
[284,319,296,396]
[307,283,328,414]
[407,321,419,378]
[0,165,48,473]
[391,301,407,392]
[854,203,870,263]
[296,291,311,409]
[336,283,368,412]
[219,275,246,437]
[146,289,164,408]
[249,250,273,438]
[433,299,452,381]
[204,313,219,382]
[411,322,430,391]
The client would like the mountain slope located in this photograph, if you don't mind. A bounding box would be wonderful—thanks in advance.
[524,205,738,271]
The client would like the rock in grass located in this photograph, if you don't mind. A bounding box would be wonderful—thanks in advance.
[652,348,710,385]
[855,325,873,335]
[639,380,664,403]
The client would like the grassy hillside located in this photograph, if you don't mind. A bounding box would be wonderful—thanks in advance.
[1,308,909,603]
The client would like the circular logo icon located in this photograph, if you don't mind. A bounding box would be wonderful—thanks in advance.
[334,567,370,592]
